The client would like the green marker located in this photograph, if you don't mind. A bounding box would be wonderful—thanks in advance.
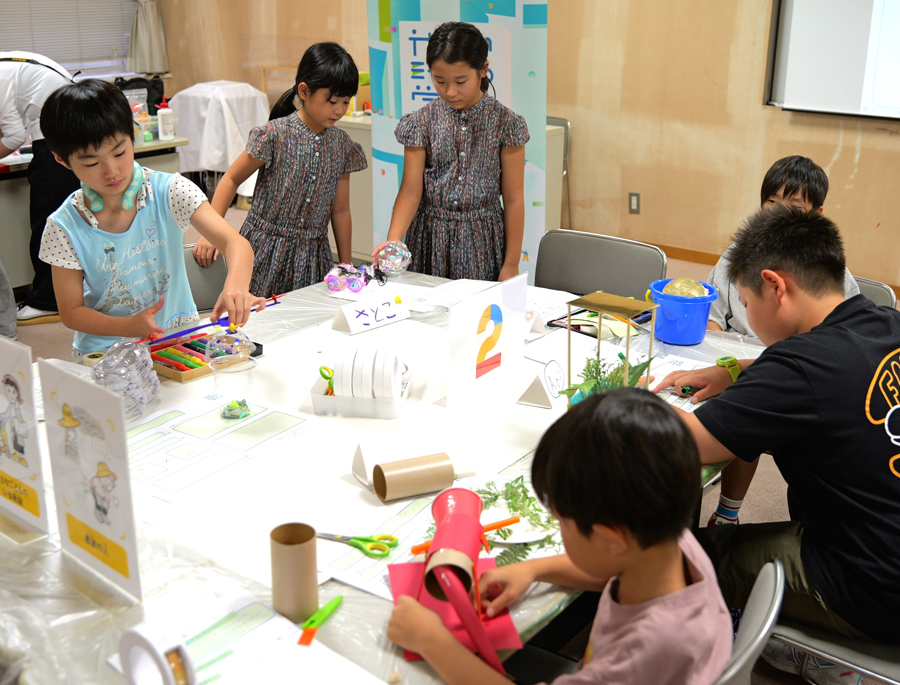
[681,385,696,395]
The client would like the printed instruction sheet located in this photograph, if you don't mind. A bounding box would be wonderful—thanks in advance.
[126,394,316,503]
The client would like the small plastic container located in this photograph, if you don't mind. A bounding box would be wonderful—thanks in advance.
[91,339,159,420]
[647,278,718,345]
[209,355,257,419]
[310,375,411,419]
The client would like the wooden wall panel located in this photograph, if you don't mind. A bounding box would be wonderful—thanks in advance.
[159,0,370,97]
[158,0,900,286]
[548,0,900,287]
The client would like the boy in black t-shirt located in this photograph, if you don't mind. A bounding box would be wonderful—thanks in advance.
[656,207,900,662]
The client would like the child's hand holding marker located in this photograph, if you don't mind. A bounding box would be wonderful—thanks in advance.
[654,364,735,403]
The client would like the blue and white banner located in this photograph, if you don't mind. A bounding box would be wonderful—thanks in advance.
[367,0,548,282]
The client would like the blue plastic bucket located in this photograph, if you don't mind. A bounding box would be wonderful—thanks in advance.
[647,279,718,345]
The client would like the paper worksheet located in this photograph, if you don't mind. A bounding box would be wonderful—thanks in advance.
[649,355,712,413]
[125,394,317,503]
[525,285,577,331]
[109,595,383,683]
[405,278,495,310]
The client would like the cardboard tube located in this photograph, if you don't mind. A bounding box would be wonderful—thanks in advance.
[372,453,455,502]
[270,523,319,623]
[425,547,476,600]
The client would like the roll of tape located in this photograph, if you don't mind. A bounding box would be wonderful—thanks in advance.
[338,350,357,398]
[358,349,377,399]
[373,351,399,400]
[84,352,106,368]
[381,353,400,400]
[371,349,386,399]
[351,348,371,399]
[119,622,197,685]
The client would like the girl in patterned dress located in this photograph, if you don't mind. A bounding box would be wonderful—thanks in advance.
[375,22,529,281]
[193,43,368,297]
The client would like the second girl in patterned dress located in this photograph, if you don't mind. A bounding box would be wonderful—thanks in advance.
[193,43,368,297]
[376,22,529,281]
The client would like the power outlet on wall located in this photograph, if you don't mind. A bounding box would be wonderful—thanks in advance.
[628,192,640,214]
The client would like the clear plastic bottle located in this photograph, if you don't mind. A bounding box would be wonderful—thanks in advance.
[157,96,175,141]
[91,340,159,420]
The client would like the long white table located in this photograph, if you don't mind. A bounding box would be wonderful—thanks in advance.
[0,275,765,683]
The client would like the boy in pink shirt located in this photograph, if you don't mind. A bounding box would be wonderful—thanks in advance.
[388,389,733,684]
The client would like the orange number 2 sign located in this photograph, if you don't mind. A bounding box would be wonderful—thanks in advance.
[476,304,503,379]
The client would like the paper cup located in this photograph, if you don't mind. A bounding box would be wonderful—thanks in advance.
[270,523,319,623]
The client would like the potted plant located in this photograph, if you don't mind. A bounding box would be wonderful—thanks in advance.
[561,352,653,405]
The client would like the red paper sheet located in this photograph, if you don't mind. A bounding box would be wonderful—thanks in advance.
[388,557,523,661]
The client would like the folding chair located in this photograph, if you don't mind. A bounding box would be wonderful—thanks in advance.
[534,229,667,299]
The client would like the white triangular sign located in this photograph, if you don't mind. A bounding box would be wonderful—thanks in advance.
[517,375,553,408]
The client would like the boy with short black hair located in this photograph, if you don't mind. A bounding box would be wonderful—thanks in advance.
[707,155,859,338]
[705,156,861,529]
[388,389,733,685]
[37,79,263,356]
[658,206,900,679]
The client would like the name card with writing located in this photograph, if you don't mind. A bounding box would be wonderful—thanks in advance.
[333,294,412,335]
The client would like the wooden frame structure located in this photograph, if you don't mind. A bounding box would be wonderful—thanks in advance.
[566,292,659,389]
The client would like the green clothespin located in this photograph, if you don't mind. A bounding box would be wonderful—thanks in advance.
[298,596,343,645]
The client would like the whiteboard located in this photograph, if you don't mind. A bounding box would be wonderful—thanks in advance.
[769,0,900,120]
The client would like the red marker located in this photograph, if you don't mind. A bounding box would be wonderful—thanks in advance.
[151,353,189,372]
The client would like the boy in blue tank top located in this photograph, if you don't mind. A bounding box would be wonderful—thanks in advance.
[36,79,263,355]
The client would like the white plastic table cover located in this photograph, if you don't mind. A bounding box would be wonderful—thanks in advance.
[0,275,766,684]
[168,80,270,197]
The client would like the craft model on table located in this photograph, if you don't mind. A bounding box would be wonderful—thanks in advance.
[389,488,522,674]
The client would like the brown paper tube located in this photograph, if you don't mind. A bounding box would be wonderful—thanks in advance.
[425,548,475,600]
[270,523,319,623]
[373,453,455,503]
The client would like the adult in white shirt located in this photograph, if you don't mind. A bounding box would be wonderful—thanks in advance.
[0,51,80,325]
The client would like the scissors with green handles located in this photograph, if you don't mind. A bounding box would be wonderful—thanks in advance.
[319,366,334,393]
[316,532,399,558]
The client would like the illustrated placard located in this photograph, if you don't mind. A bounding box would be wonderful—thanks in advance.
[0,338,49,532]
[39,360,142,600]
